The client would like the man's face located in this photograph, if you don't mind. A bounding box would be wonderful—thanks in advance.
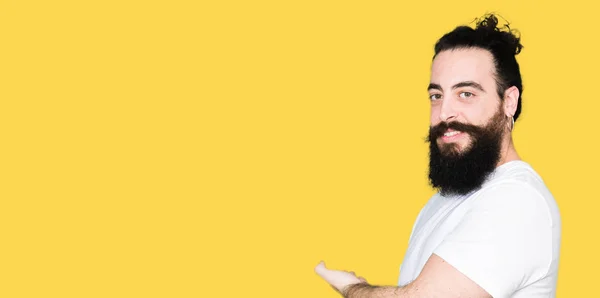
[428,48,503,154]
[426,47,509,196]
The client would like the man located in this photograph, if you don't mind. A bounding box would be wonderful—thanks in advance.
[315,14,561,297]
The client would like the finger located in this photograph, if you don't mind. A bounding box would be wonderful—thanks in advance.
[358,277,367,283]
[315,261,338,286]
[315,261,328,276]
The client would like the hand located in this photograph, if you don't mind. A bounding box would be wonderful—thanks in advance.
[315,261,368,296]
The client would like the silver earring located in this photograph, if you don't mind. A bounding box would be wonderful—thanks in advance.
[508,116,515,131]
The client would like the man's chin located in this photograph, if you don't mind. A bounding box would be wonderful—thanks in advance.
[437,141,471,157]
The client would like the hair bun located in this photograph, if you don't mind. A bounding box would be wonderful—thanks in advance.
[474,13,523,55]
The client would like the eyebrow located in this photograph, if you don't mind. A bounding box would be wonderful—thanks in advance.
[427,81,486,93]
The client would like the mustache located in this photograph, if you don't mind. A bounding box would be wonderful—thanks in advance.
[427,121,486,142]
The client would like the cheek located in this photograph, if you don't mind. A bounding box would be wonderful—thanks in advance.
[465,101,498,125]
[430,107,441,126]
[459,108,484,126]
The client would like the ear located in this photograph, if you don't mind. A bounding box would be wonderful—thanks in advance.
[503,86,519,118]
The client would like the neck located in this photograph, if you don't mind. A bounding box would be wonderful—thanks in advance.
[497,134,520,167]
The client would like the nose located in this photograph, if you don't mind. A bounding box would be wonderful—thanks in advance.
[439,97,458,122]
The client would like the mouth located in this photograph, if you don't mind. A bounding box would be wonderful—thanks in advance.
[440,129,465,142]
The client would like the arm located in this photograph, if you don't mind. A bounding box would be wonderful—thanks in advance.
[316,182,553,298]
[316,254,491,298]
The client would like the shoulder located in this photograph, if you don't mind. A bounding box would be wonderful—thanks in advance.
[432,161,561,296]
[473,161,557,216]
[487,160,551,190]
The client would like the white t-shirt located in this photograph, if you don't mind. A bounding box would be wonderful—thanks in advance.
[398,160,561,298]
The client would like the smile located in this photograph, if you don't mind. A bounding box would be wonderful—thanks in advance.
[440,129,465,142]
[444,131,461,137]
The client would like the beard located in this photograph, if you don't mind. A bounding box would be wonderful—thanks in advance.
[427,107,507,197]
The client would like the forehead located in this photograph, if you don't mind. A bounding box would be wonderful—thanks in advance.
[430,48,496,86]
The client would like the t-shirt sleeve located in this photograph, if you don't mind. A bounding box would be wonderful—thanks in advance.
[433,181,553,298]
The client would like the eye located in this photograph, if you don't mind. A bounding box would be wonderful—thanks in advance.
[459,91,474,99]
[429,94,442,101]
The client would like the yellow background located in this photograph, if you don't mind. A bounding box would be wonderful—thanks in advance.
[1,0,596,297]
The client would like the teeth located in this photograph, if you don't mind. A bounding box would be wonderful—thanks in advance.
[444,131,461,137]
